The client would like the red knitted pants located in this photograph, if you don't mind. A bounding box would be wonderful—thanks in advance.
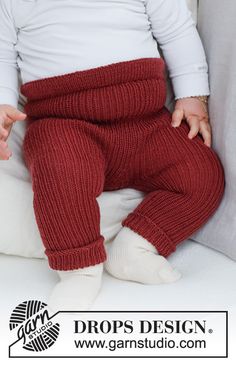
[21,58,225,270]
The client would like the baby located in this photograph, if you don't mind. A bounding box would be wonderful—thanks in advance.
[0,0,225,312]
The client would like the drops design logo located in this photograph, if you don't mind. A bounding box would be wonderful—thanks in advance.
[9,300,60,352]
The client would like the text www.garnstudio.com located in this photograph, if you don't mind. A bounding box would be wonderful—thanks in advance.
[74,337,206,351]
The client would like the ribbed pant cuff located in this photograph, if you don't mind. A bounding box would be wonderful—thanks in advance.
[45,236,106,270]
[122,213,176,257]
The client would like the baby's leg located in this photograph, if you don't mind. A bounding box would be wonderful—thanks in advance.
[23,119,106,312]
[105,119,225,284]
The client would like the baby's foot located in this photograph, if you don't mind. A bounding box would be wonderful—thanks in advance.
[104,227,181,284]
[47,263,103,313]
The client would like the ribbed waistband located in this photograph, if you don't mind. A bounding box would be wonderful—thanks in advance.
[20,57,167,124]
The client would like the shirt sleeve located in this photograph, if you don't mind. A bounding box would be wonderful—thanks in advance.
[145,0,210,99]
[0,0,19,108]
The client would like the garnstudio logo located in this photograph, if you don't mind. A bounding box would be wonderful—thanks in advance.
[9,300,60,352]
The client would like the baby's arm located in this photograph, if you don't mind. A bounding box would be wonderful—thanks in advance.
[0,0,26,160]
[145,0,209,99]
[145,0,211,147]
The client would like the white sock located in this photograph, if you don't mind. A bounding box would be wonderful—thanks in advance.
[47,263,103,313]
[104,227,181,284]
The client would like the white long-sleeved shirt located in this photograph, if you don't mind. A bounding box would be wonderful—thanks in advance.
[0,0,210,108]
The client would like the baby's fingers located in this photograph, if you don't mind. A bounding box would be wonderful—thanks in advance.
[0,140,12,160]
[172,109,184,127]
[0,124,8,140]
[199,120,212,148]
[187,115,200,139]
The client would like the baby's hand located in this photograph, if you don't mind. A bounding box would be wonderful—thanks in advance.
[0,104,27,160]
[171,97,211,147]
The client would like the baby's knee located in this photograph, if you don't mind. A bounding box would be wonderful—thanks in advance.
[186,147,225,205]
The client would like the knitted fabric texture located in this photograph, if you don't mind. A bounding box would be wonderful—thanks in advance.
[21,57,225,270]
